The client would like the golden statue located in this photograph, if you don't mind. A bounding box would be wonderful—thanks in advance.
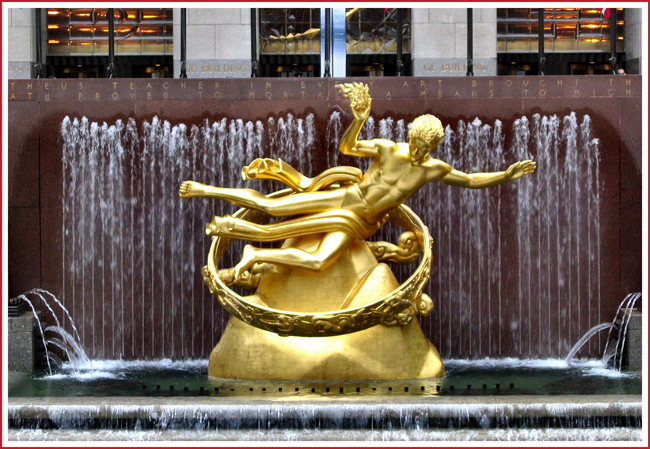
[180,83,535,380]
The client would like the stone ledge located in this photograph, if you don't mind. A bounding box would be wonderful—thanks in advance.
[6,427,644,441]
[8,394,642,420]
[9,312,38,332]
[8,312,39,372]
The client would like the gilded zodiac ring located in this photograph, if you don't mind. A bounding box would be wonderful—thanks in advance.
[201,189,434,337]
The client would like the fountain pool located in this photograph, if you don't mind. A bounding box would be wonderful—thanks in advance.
[8,359,642,441]
[7,77,643,441]
[8,359,641,399]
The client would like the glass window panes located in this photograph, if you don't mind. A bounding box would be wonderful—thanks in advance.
[259,8,321,55]
[46,8,173,56]
[497,8,625,53]
[346,8,410,54]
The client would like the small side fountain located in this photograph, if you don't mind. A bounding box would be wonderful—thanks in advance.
[566,293,642,371]
[8,289,91,374]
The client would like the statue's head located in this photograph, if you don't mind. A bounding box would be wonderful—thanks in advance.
[408,114,444,162]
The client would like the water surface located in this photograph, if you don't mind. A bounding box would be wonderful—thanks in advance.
[9,358,640,398]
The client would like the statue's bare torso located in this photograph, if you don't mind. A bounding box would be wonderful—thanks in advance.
[356,140,451,220]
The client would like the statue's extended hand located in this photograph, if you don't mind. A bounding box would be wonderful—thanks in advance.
[335,82,371,121]
[505,160,536,181]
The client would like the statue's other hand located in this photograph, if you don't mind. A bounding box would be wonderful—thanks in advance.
[506,160,536,181]
[352,97,372,121]
[336,83,370,120]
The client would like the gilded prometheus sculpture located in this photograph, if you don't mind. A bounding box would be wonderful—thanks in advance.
[179,82,535,339]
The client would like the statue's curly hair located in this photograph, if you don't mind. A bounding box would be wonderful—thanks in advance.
[409,114,444,149]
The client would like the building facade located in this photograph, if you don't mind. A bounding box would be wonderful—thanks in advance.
[7,7,643,79]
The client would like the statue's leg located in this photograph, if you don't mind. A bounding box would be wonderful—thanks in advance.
[207,208,377,242]
[233,231,354,280]
[181,181,346,217]
[258,189,346,216]
[180,181,273,209]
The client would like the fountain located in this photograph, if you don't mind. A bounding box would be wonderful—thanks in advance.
[6,76,643,441]
[566,292,643,370]
[54,106,603,361]
[8,289,91,374]
[179,82,537,380]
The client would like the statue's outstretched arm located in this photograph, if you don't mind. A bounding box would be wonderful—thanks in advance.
[336,83,378,158]
[439,160,536,189]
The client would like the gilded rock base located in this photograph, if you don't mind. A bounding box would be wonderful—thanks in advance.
[208,234,444,380]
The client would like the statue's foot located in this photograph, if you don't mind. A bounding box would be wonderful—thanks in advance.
[218,266,263,291]
[179,180,206,198]
[217,267,236,285]
[234,244,257,281]
[205,215,237,236]
[205,216,222,236]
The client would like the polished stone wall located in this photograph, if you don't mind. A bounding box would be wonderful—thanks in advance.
[412,8,497,76]
[8,76,642,360]
[172,8,252,79]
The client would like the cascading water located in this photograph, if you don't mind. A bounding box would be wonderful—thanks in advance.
[602,293,642,370]
[342,112,601,359]
[348,112,601,359]
[9,289,91,374]
[60,114,318,359]
[565,293,642,369]
[57,111,602,360]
